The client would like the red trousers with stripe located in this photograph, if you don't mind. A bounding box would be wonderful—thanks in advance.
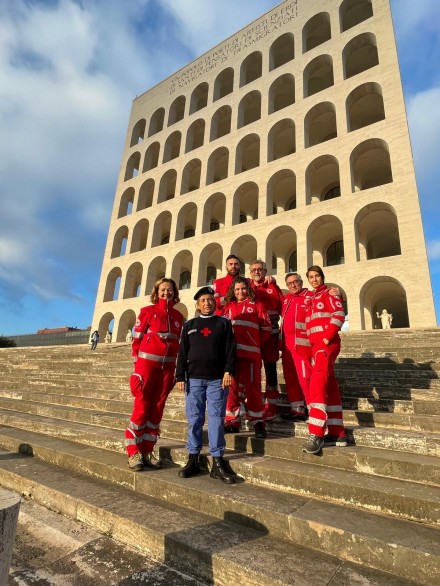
[125,362,175,456]
[307,339,344,438]
[225,358,264,426]
[281,344,312,416]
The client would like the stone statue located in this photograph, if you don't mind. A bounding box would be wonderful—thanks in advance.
[126,329,133,343]
[105,330,112,344]
[376,309,392,329]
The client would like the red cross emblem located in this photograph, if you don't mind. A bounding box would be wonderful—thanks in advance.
[200,327,212,337]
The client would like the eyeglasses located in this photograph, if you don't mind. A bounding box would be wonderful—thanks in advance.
[286,280,301,286]
[250,268,266,273]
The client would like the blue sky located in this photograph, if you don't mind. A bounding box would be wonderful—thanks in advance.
[0,0,439,336]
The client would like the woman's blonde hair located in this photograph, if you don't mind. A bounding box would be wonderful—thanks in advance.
[150,277,180,304]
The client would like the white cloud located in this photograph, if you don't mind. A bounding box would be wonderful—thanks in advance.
[427,240,440,262]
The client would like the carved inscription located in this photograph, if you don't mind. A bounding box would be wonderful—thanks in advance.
[169,1,298,94]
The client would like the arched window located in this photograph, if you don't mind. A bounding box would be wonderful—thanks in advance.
[288,250,297,272]
[326,240,345,266]
[323,186,341,201]
[210,221,220,232]
[206,266,216,285]
[184,227,195,239]
[179,271,191,290]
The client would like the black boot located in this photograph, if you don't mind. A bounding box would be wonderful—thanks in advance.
[210,457,235,484]
[221,458,238,479]
[178,453,200,478]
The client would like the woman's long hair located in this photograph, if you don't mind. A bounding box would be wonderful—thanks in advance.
[224,276,255,304]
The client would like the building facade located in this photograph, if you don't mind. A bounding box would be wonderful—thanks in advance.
[92,0,436,341]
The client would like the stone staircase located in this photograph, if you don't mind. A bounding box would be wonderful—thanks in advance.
[0,328,439,585]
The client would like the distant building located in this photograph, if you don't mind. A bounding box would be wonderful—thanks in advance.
[92,0,436,342]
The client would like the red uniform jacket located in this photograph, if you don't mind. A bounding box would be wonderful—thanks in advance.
[132,299,184,367]
[280,288,312,351]
[249,280,284,335]
[304,285,345,344]
[213,274,235,315]
[222,298,272,360]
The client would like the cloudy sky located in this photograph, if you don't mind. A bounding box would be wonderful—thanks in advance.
[0,0,439,336]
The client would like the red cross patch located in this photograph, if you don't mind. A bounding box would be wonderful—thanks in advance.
[200,327,212,337]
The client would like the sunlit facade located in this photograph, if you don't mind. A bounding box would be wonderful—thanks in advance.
[92,0,436,341]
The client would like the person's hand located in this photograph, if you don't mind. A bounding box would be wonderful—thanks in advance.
[329,287,340,296]
[264,275,274,284]
[176,381,185,392]
[222,372,232,389]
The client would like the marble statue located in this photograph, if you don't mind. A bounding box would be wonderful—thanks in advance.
[376,309,392,329]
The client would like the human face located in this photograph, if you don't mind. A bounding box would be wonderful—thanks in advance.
[307,271,323,290]
[234,281,249,302]
[197,294,216,316]
[250,264,266,284]
[157,282,174,300]
[285,275,303,294]
[226,258,241,277]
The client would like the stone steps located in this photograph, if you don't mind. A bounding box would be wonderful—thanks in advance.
[0,429,437,586]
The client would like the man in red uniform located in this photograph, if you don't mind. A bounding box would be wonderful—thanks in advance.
[248,259,284,420]
[302,265,346,455]
[213,254,241,315]
[280,272,313,421]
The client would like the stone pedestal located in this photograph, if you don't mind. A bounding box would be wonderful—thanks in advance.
[0,488,21,584]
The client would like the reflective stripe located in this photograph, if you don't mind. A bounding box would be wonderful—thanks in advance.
[138,351,176,363]
[146,420,160,430]
[133,332,142,338]
[129,421,147,431]
[290,401,305,409]
[125,432,158,445]
[248,409,264,417]
[266,398,278,405]
[327,405,342,412]
[236,344,260,354]
[296,338,311,347]
[226,409,240,417]
[232,319,259,330]
[327,418,343,426]
[311,312,332,318]
[266,386,277,391]
[330,318,344,326]
[147,330,179,340]
[309,326,324,334]
[308,416,326,427]
[261,326,272,332]
[132,373,143,383]
[188,329,197,335]
[267,310,279,316]
[310,403,327,411]
[295,322,306,330]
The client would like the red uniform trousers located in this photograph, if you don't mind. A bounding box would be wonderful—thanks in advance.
[225,358,264,427]
[281,342,312,416]
[262,334,280,419]
[307,338,344,438]
[125,360,175,456]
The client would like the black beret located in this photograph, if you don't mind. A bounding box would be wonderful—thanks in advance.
[194,286,215,300]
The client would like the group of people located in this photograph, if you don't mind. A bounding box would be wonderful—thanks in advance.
[123,256,347,484]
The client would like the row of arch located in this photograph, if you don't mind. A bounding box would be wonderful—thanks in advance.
[98,274,410,343]
[106,203,401,303]
[118,138,393,227]
[127,80,385,180]
[132,28,378,146]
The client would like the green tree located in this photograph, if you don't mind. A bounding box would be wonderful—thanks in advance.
[0,336,17,348]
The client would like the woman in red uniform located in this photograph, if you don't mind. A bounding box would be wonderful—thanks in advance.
[222,276,272,438]
[302,266,346,455]
[125,278,184,471]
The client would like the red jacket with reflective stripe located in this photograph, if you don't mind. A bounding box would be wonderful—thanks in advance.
[281,288,312,350]
[222,298,272,360]
[249,279,284,334]
[132,299,184,366]
[304,285,345,344]
[213,274,235,315]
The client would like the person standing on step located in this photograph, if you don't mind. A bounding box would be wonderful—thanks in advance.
[302,266,347,455]
[222,276,272,438]
[248,259,284,421]
[212,254,242,315]
[90,330,99,350]
[176,286,237,484]
[125,278,184,471]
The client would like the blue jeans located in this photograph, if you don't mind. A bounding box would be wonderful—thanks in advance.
[185,379,228,457]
